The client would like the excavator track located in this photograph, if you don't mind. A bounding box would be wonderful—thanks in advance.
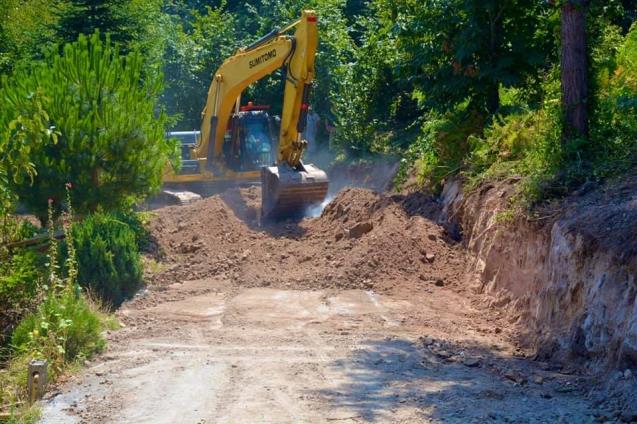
[261,163,328,219]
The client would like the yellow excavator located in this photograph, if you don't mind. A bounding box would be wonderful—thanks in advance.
[162,10,328,219]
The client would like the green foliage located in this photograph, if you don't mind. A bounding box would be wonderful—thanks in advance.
[162,3,238,129]
[0,32,175,221]
[392,0,556,114]
[331,2,415,157]
[3,195,109,413]
[587,23,637,176]
[55,0,131,45]
[399,106,486,189]
[0,251,44,342]
[241,0,356,120]
[0,0,60,75]
[162,0,356,131]
[11,289,106,372]
[0,91,57,218]
[113,211,153,251]
[71,213,143,306]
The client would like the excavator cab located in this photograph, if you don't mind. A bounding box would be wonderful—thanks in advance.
[226,106,277,172]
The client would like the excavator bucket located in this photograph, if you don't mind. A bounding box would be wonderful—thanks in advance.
[261,163,328,219]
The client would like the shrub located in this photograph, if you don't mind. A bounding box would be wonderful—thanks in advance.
[11,289,106,374]
[9,190,105,370]
[71,213,143,306]
[112,211,153,252]
[397,105,485,190]
[588,23,637,177]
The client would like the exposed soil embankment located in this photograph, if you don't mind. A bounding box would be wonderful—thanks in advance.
[440,176,637,369]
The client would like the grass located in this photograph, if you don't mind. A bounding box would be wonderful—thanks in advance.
[141,255,169,278]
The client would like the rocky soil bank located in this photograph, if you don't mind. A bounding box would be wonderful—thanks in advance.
[438,174,637,421]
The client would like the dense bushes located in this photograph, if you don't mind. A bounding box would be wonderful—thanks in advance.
[0,194,114,413]
[72,213,143,306]
[401,23,637,210]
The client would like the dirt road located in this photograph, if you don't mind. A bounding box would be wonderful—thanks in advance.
[41,188,599,423]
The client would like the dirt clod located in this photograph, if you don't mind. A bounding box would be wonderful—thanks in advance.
[347,221,373,238]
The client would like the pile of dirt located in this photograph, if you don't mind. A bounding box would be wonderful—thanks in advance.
[147,186,467,293]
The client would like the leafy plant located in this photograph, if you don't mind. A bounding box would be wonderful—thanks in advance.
[0,250,44,345]
[10,190,107,379]
[11,290,106,374]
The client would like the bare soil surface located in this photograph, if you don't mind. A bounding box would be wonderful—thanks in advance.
[41,187,603,423]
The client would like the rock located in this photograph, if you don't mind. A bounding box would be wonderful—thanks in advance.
[504,369,527,385]
[435,350,452,359]
[182,241,204,253]
[434,278,444,287]
[335,232,344,241]
[532,375,544,385]
[494,327,502,334]
[427,234,437,241]
[347,221,373,239]
[624,369,633,380]
[425,253,436,263]
[463,357,481,367]
[421,336,434,346]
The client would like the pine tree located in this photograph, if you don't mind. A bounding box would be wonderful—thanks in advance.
[56,0,132,46]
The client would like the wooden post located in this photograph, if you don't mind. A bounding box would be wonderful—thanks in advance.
[27,360,48,404]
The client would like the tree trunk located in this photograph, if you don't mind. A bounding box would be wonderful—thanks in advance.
[486,4,503,115]
[561,0,589,139]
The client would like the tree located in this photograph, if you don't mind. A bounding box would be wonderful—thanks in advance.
[161,0,355,130]
[394,0,555,115]
[0,32,175,221]
[161,4,238,129]
[561,0,589,139]
[0,92,53,219]
[0,0,60,75]
[55,0,132,47]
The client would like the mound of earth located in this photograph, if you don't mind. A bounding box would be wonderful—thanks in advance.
[147,187,467,293]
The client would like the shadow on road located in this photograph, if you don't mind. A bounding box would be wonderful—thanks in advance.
[314,338,593,423]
